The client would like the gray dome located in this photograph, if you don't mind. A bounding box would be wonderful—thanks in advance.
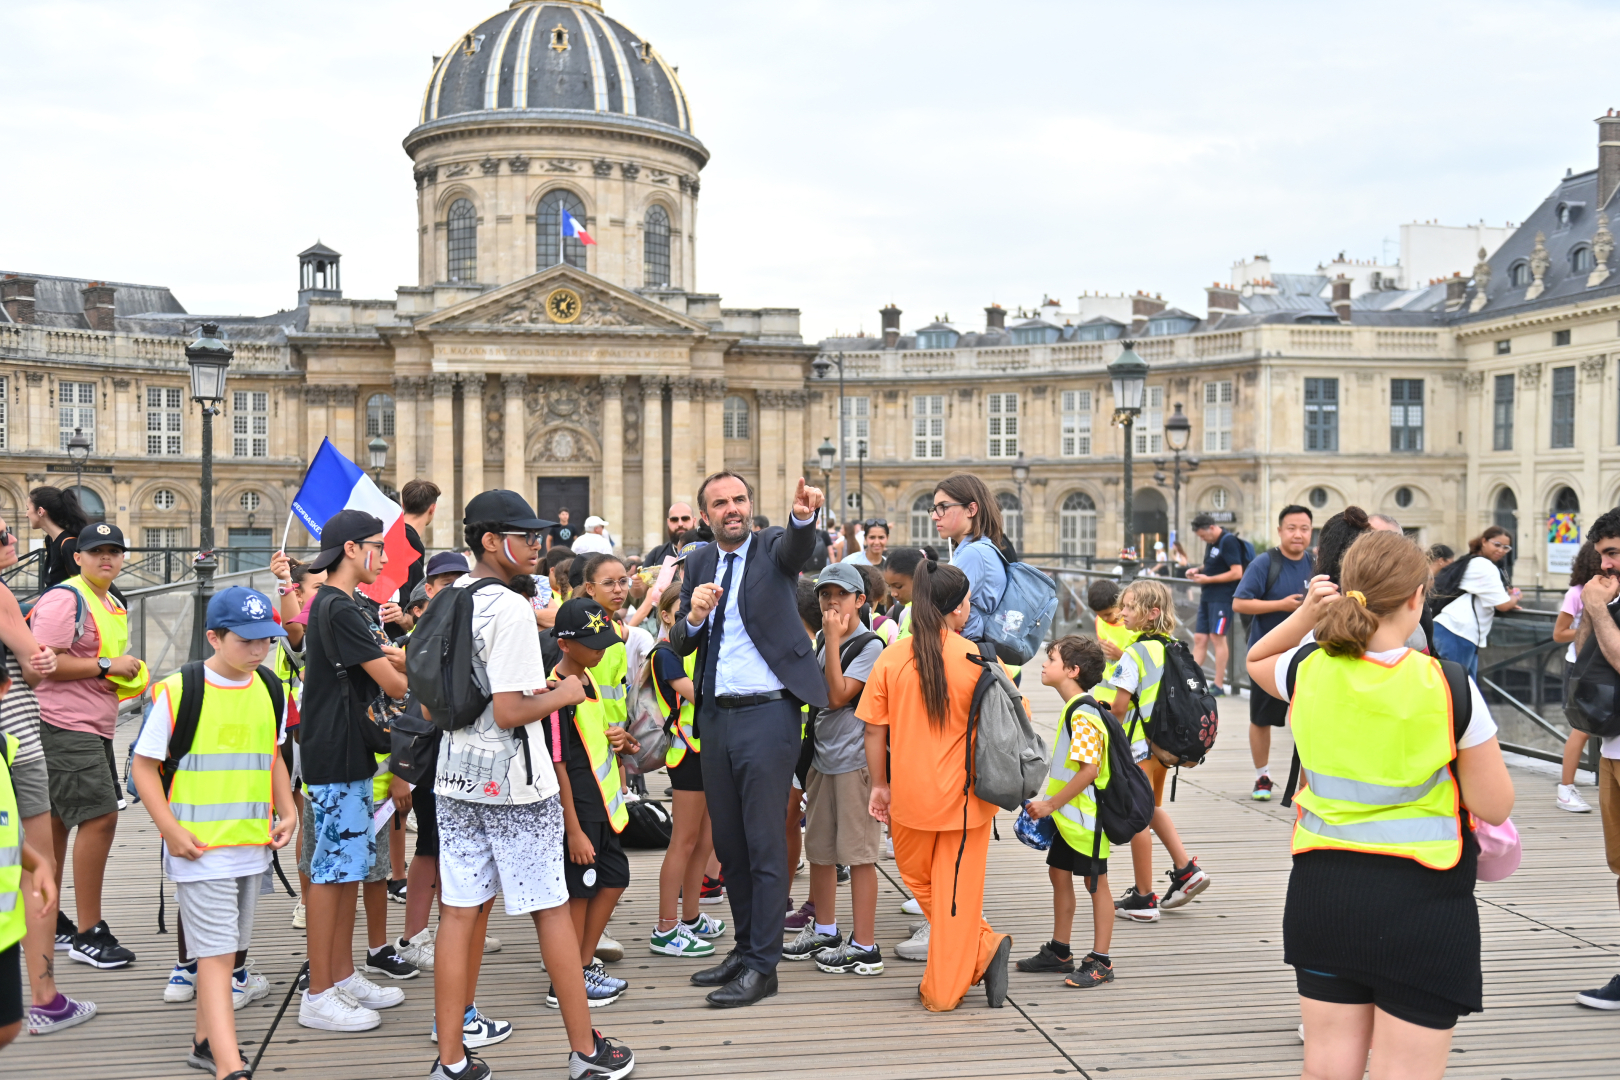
[418,2,696,143]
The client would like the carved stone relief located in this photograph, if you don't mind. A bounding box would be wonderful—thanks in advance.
[622,391,641,457]
[480,157,500,175]
[508,156,530,173]
[445,162,471,179]
[413,166,438,189]
[593,160,614,177]
[647,169,672,186]
[1518,363,1542,389]
[484,382,504,460]
[1526,232,1549,300]
[1592,213,1614,288]
[1462,371,1485,392]
[1581,355,1608,380]
[303,386,331,406]
[621,162,640,181]
[546,159,579,173]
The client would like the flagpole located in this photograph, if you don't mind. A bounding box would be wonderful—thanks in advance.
[279,509,296,553]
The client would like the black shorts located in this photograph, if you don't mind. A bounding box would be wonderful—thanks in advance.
[1295,967,1460,1030]
[1250,685,1290,728]
[564,817,630,899]
[667,750,703,792]
[1045,829,1107,878]
[413,782,439,857]
[0,943,21,1029]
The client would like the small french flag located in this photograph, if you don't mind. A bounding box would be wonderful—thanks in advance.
[288,438,420,603]
[562,208,596,246]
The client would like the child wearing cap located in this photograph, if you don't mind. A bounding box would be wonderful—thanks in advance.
[131,587,298,1080]
[783,563,887,973]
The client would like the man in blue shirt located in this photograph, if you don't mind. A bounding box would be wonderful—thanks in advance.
[1232,505,1315,800]
[1185,514,1247,696]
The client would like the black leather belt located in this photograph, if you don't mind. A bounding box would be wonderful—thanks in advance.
[714,690,792,708]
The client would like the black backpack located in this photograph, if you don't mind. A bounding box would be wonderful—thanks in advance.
[1065,696,1156,893]
[1132,634,1219,792]
[812,629,880,711]
[161,660,285,798]
[405,577,508,731]
[1425,553,1482,623]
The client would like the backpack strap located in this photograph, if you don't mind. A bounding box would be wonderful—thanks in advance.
[162,661,208,796]
[255,664,287,734]
[1264,551,1286,597]
[1279,642,1321,808]
[27,583,88,642]
[1437,658,1472,749]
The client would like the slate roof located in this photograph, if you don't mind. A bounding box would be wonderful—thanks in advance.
[0,271,186,329]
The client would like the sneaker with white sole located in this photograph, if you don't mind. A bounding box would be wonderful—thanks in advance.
[547,970,623,1009]
[1576,974,1620,1009]
[648,922,715,958]
[882,836,894,860]
[54,911,77,952]
[1115,886,1162,922]
[687,912,726,939]
[68,920,136,969]
[429,1053,492,1080]
[164,963,198,1003]
[484,935,502,954]
[1558,784,1593,813]
[900,896,923,916]
[232,964,270,1010]
[593,934,624,963]
[397,929,436,971]
[587,960,629,992]
[783,925,841,961]
[364,944,421,980]
[569,1030,636,1079]
[341,970,406,1009]
[814,941,883,975]
[894,922,929,961]
[298,986,382,1031]
[1162,858,1210,909]
[26,993,97,1035]
[433,1004,513,1049]
[291,902,306,930]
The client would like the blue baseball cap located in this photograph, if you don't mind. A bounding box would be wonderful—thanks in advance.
[206,586,288,640]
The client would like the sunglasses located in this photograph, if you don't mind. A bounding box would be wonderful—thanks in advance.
[668,514,693,523]
[862,519,889,530]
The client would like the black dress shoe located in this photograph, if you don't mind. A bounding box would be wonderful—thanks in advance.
[690,951,747,987]
[706,967,777,1008]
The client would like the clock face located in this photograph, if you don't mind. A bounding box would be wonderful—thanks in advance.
[546,287,582,324]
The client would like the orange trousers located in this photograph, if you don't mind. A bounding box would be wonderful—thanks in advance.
[891,818,1007,1011]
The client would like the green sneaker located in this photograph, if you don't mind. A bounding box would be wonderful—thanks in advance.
[648,922,715,958]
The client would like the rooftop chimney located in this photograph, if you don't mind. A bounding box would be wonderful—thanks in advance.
[984,303,1006,330]
[880,304,901,349]
[81,282,116,332]
[1131,291,1167,319]
[1330,275,1352,323]
[1,275,37,325]
[1443,273,1468,312]
[1205,283,1240,320]
[1599,110,1620,209]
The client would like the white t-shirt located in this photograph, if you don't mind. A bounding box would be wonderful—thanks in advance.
[1275,641,1497,749]
[1435,557,1512,647]
[570,531,614,555]
[133,666,288,883]
[436,575,558,805]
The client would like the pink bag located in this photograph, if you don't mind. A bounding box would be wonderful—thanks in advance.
[1472,815,1521,881]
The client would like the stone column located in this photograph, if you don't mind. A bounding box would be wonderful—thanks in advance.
[640,376,666,552]
[331,387,358,463]
[502,374,527,493]
[783,390,807,503]
[304,386,331,462]
[703,378,726,478]
[600,376,626,552]
[668,377,696,509]
[757,390,784,525]
[460,373,486,501]
[429,374,457,549]
[392,376,420,486]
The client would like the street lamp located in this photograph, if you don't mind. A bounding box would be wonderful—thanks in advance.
[369,435,390,488]
[1154,403,1199,566]
[1108,341,1149,579]
[67,427,91,498]
[1010,453,1029,552]
[186,322,233,661]
[810,352,846,532]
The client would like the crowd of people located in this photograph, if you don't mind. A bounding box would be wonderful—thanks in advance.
[2,473,1620,1080]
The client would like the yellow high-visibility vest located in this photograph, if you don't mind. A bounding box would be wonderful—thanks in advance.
[589,630,630,730]
[1095,615,1138,684]
[1290,648,1463,870]
[157,669,277,851]
[897,603,912,639]
[653,648,700,768]
[1042,696,1112,858]
[57,575,149,702]
[0,733,24,951]
[1119,637,1162,762]
[553,670,629,833]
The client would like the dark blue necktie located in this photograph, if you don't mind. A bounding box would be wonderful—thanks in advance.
[701,552,737,700]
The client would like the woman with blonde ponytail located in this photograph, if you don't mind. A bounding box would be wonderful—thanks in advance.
[1247,531,1514,1079]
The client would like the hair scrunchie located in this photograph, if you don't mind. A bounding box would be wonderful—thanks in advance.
[1345,589,1367,607]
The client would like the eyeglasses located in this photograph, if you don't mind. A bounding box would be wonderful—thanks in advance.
[929,501,966,517]
[592,577,633,590]
[501,530,545,546]
[354,540,386,550]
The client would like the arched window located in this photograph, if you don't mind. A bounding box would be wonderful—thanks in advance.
[1059,492,1097,558]
[446,199,477,283]
[1493,487,1518,535]
[1394,486,1413,509]
[68,485,105,521]
[536,189,588,271]
[1553,486,1581,515]
[911,495,935,545]
[367,393,396,438]
[997,492,1022,550]
[1309,486,1329,508]
[644,204,671,287]
[722,395,749,439]
[1572,245,1595,274]
[1509,261,1531,287]
[152,488,176,511]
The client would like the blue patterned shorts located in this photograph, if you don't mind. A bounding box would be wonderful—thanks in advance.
[303,780,375,885]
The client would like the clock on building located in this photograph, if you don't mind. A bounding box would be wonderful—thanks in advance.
[546,287,582,324]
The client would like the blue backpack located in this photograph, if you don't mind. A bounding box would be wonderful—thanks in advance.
[982,546,1058,666]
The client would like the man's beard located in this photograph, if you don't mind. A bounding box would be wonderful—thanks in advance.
[714,514,749,541]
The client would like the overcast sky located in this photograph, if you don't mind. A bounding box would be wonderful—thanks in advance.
[5,0,1620,342]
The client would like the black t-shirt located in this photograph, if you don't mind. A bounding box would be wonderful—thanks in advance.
[43,531,78,588]
[402,523,426,602]
[548,524,576,549]
[300,585,387,785]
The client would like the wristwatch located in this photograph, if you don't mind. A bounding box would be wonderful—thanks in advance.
[97,657,111,679]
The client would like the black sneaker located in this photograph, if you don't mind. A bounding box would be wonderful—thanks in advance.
[1162,857,1210,909]
[387,879,407,905]
[814,941,883,975]
[429,1053,492,1080]
[1016,943,1075,973]
[835,864,851,884]
[569,1029,635,1079]
[1063,955,1115,989]
[1576,974,1620,1009]
[1114,886,1161,923]
[364,945,420,980]
[186,1037,243,1073]
[69,921,135,969]
[55,911,77,952]
[783,925,842,960]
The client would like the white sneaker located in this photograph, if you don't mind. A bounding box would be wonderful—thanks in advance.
[900,896,923,916]
[1558,784,1593,813]
[291,902,306,930]
[397,929,436,971]
[163,963,196,1003]
[594,933,624,963]
[339,970,406,1010]
[405,809,418,833]
[232,963,270,1010]
[298,986,381,1032]
[895,922,929,961]
[882,836,894,860]
[433,1004,513,1049]
[484,935,502,954]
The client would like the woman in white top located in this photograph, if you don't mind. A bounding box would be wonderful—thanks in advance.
[1432,526,1520,679]
[1554,542,1602,813]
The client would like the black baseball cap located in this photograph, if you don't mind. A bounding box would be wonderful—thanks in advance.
[463,489,553,531]
[75,521,126,552]
[425,551,471,578]
[553,597,620,650]
[309,509,385,571]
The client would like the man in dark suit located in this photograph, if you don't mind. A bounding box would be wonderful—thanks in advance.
[670,471,828,1007]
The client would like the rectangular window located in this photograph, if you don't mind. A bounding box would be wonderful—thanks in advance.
[1492,374,1514,451]
[0,376,7,450]
[1060,389,1091,456]
[146,386,184,456]
[840,396,869,460]
[1495,339,1512,355]
[912,395,944,459]
[1551,365,1576,448]
[58,380,95,451]
[1390,378,1424,452]
[987,392,1019,458]
[1554,329,1572,347]
[1203,380,1233,452]
[1133,386,1164,454]
[1304,377,1338,452]
[232,390,269,458]
[143,528,186,549]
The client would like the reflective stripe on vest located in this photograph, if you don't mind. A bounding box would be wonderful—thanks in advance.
[0,733,25,950]
[1122,638,1164,752]
[570,682,630,834]
[589,640,630,728]
[658,649,700,769]
[1096,616,1138,685]
[1042,697,1111,857]
[60,576,149,702]
[897,604,912,639]
[159,670,276,851]
[1290,648,1462,870]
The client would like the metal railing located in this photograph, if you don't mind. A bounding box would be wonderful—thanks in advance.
[4,546,323,604]
[124,565,289,684]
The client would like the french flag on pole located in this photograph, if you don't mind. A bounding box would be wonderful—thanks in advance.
[562,207,596,246]
[289,438,419,602]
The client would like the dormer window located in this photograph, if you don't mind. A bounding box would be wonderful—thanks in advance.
[1508,260,1531,287]
[1558,203,1572,227]
[1010,323,1060,346]
[1146,314,1198,336]
[640,41,654,63]
[550,24,569,52]
[1573,245,1596,274]
[916,329,959,350]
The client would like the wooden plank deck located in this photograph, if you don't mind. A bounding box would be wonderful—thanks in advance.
[11,691,1620,1079]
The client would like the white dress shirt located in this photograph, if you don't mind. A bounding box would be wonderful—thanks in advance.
[691,515,813,695]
